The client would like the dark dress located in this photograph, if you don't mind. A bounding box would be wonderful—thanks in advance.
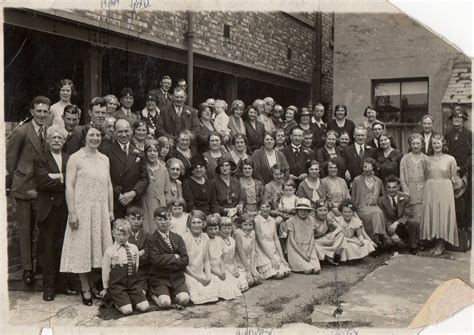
[213,176,246,215]
[376,149,403,181]
[327,119,356,143]
[315,146,346,178]
[244,120,265,153]
[182,177,219,215]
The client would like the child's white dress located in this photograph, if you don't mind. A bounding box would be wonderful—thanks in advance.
[233,229,255,284]
[286,215,321,272]
[334,216,376,261]
[254,214,291,279]
[208,236,242,300]
[170,213,189,238]
[221,236,249,292]
[182,232,219,304]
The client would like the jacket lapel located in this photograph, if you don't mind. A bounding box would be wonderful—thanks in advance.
[46,151,60,173]
[384,195,397,218]
[110,142,128,166]
[26,122,43,155]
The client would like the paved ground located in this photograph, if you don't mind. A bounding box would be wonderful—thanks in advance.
[5,250,471,334]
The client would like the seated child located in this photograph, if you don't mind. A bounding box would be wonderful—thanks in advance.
[182,210,219,305]
[101,219,149,315]
[125,206,150,296]
[313,199,344,266]
[277,180,298,242]
[220,216,249,292]
[254,198,291,279]
[332,199,377,262]
[263,163,286,208]
[168,197,189,238]
[233,214,262,287]
[286,198,321,274]
[377,175,419,254]
[146,207,190,308]
[206,214,242,300]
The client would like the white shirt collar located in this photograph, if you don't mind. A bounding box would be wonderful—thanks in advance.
[158,230,170,240]
[31,120,42,133]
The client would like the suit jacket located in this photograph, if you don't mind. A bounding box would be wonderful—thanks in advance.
[147,230,189,275]
[445,127,472,177]
[367,137,398,151]
[251,148,290,184]
[33,150,69,222]
[244,120,265,153]
[281,145,313,178]
[102,141,149,218]
[150,88,172,110]
[112,107,139,126]
[156,104,199,139]
[6,122,46,199]
[341,143,377,180]
[312,121,327,148]
[377,192,413,225]
[128,228,149,266]
[62,125,111,155]
[419,131,434,156]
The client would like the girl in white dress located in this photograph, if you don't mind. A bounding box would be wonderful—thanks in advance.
[254,199,291,279]
[182,210,219,304]
[168,197,189,238]
[220,217,249,292]
[206,214,241,300]
[233,215,262,288]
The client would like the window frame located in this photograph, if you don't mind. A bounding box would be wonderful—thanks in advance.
[371,77,429,125]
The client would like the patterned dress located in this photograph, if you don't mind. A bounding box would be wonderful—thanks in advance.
[60,149,113,273]
[286,216,321,272]
[400,152,427,223]
[313,216,344,260]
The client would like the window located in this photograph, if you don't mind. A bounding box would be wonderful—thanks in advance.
[224,24,230,38]
[372,78,428,124]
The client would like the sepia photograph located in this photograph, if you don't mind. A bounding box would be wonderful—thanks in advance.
[2,0,472,333]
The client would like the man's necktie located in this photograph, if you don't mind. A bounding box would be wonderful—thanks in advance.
[164,234,174,252]
[122,144,128,156]
[358,146,364,160]
[124,244,134,276]
[391,196,397,210]
[38,126,44,145]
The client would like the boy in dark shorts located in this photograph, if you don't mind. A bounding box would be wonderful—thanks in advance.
[101,219,149,315]
[146,207,190,308]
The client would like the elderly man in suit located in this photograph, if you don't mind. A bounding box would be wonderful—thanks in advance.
[156,87,199,139]
[33,124,77,300]
[281,127,312,183]
[102,119,149,219]
[377,175,419,254]
[445,106,472,233]
[64,97,108,154]
[7,96,50,285]
[112,88,139,126]
[341,126,377,182]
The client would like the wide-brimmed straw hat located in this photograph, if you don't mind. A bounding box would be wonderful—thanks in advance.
[293,198,312,211]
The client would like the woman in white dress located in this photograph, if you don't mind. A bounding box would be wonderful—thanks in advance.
[60,125,114,306]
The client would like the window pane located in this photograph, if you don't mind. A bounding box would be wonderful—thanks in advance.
[374,82,401,123]
[401,81,428,123]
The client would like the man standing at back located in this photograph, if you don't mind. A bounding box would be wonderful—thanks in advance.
[342,126,377,182]
[113,88,138,126]
[102,119,149,219]
[156,87,199,139]
[7,96,50,285]
[151,75,173,110]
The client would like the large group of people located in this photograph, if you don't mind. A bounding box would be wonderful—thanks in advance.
[6,76,471,315]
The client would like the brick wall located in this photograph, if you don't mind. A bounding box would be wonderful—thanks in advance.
[321,12,334,110]
[56,9,330,83]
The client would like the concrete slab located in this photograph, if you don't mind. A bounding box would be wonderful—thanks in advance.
[333,253,471,328]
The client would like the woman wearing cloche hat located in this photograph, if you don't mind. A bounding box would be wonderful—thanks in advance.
[286,198,321,274]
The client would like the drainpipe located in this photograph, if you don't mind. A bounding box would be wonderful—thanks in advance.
[186,11,194,106]
[312,12,323,108]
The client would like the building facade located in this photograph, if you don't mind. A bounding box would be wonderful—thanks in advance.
[333,12,471,152]
[4,9,334,272]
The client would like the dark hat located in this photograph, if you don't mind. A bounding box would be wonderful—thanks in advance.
[189,154,208,172]
[448,107,468,120]
[299,108,311,116]
[313,199,327,210]
[146,92,159,102]
[153,206,169,220]
[215,156,237,174]
[120,87,134,98]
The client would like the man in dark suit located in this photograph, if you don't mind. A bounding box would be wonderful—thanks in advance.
[419,114,435,156]
[6,96,50,285]
[281,127,313,182]
[150,75,173,110]
[156,87,199,139]
[61,104,81,154]
[63,97,109,154]
[377,175,419,254]
[102,119,149,219]
[445,106,472,232]
[112,88,139,126]
[33,125,77,301]
[341,126,377,182]
[311,103,327,148]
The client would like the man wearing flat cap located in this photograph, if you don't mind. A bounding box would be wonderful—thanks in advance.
[113,88,139,126]
[138,93,161,138]
[445,106,472,232]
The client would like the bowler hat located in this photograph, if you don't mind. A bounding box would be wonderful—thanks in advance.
[293,198,312,211]
[188,154,207,172]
